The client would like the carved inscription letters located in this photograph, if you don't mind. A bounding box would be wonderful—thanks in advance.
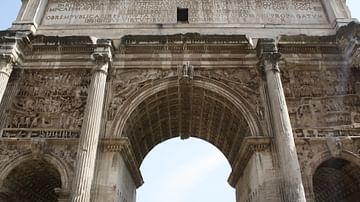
[42,0,328,25]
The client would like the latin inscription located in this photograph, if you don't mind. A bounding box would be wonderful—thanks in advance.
[42,0,328,25]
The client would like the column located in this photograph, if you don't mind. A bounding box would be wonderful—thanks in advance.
[0,55,15,104]
[258,39,306,202]
[71,41,113,202]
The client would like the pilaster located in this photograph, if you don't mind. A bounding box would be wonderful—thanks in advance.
[257,39,306,202]
[0,31,29,105]
[0,55,15,103]
[71,39,113,202]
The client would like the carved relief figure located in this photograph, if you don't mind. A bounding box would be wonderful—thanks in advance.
[6,70,90,130]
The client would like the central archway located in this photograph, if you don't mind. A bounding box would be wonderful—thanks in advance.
[111,76,263,194]
[138,137,235,202]
[116,77,260,168]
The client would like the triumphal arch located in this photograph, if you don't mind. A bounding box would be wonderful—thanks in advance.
[0,0,360,201]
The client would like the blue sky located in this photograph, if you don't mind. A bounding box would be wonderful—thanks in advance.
[0,1,359,202]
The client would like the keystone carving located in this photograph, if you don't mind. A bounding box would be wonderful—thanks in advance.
[31,138,47,159]
[177,62,194,80]
[326,137,342,157]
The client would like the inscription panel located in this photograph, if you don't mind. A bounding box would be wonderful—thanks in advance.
[42,0,328,25]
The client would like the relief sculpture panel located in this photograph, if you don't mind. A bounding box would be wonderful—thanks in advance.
[283,67,360,137]
[4,70,91,134]
[108,69,176,121]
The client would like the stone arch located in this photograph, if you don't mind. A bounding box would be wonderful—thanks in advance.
[0,153,71,201]
[308,151,360,202]
[112,76,261,137]
[112,76,262,168]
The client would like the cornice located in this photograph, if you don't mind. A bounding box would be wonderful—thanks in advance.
[100,137,144,188]
[228,137,272,187]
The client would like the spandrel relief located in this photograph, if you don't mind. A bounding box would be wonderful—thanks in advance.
[108,68,260,122]
[108,69,176,121]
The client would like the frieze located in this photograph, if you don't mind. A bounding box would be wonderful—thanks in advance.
[293,128,360,138]
[287,95,360,129]
[6,70,91,130]
[282,68,356,98]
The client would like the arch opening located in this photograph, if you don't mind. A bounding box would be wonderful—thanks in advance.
[313,158,360,202]
[121,83,253,167]
[0,159,62,202]
[137,137,235,202]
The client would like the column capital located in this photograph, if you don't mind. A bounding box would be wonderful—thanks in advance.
[0,54,16,76]
[258,52,282,72]
[256,38,282,73]
[91,39,114,74]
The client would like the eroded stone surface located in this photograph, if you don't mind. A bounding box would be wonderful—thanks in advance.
[0,1,360,202]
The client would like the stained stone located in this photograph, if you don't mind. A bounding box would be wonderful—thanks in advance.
[0,1,360,202]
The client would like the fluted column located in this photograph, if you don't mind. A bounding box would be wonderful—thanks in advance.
[0,55,15,104]
[71,41,113,202]
[258,39,306,202]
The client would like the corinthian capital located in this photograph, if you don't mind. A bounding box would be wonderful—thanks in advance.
[257,38,282,73]
[0,54,15,76]
[259,52,282,72]
[91,39,113,73]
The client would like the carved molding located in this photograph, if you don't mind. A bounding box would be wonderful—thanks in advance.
[228,137,271,187]
[1,129,80,139]
[0,31,31,67]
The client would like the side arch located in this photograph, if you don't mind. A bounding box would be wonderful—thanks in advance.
[0,153,72,191]
[306,150,360,202]
[306,150,360,178]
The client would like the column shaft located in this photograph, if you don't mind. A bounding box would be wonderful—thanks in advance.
[263,54,306,202]
[71,62,108,202]
[0,57,14,104]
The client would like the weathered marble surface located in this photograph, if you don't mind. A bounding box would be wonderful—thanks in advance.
[42,0,328,25]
